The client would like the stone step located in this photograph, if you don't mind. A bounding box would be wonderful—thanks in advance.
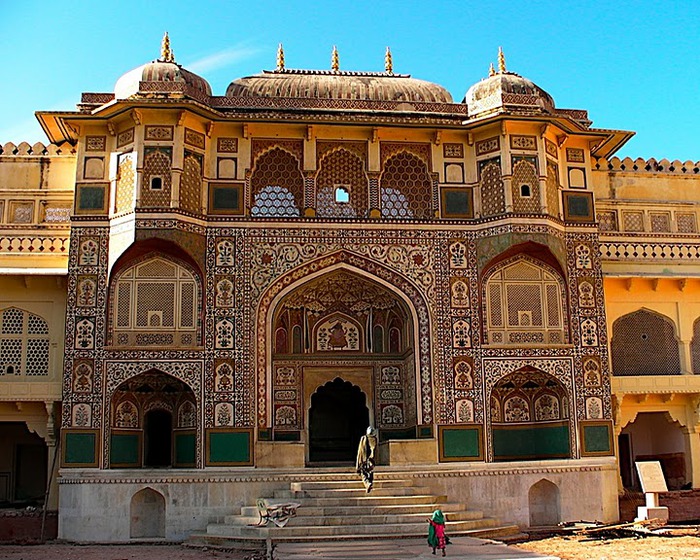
[289,479,413,491]
[206,517,502,538]
[239,501,467,518]
[260,494,449,507]
[228,508,485,527]
[190,523,523,547]
[274,486,431,498]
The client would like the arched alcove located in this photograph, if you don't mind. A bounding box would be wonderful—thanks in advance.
[110,371,196,469]
[130,487,165,538]
[490,367,571,461]
[528,479,560,526]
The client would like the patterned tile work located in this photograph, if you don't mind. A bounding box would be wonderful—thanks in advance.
[180,152,203,214]
[115,153,135,214]
[479,159,505,217]
[380,152,433,219]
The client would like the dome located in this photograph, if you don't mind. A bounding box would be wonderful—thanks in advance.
[226,69,453,104]
[114,33,212,100]
[464,50,554,118]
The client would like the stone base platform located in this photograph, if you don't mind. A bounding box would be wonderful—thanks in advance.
[58,458,618,542]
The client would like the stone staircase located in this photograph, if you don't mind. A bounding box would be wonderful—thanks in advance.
[188,472,521,546]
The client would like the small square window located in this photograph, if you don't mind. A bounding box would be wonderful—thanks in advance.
[150,176,163,190]
[520,184,532,197]
[334,186,350,203]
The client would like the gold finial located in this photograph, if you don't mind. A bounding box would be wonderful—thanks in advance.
[331,45,339,72]
[161,31,174,62]
[276,43,285,71]
[385,46,393,74]
[489,62,495,77]
[498,46,506,73]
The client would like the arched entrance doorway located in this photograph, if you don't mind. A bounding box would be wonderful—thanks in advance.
[266,265,420,460]
[308,378,369,464]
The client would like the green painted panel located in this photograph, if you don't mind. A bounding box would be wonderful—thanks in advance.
[379,428,416,442]
[64,432,97,465]
[442,427,480,459]
[493,424,569,460]
[213,186,240,210]
[174,432,196,466]
[110,433,140,466]
[78,186,105,210]
[584,424,612,453]
[209,431,251,464]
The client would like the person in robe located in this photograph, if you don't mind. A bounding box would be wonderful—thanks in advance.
[427,509,449,556]
[355,426,378,492]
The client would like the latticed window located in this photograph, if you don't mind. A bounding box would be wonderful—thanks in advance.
[511,160,540,214]
[0,308,49,376]
[113,257,199,347]
[485,258,566,345]
[140,148,172,207]
[691,318,700,373]
[612,310,680,375]
[251,148,303,217]
[380,152,432,219]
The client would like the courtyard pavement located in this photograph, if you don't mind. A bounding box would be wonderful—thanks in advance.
[272,536,560,559]
[0,537,560,560]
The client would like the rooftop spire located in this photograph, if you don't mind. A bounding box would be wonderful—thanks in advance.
[489,62,495,77]
[498,46,506,73]
[385,46,393,74]
[331,45,339,72]
[160,31,174,63]
[276,43,285,71]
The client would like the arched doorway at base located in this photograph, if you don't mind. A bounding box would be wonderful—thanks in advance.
[308,378,369,464]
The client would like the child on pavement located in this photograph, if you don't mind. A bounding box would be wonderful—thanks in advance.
[427,508,449,556]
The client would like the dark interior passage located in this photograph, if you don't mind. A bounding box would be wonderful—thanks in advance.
[308,378,369,464]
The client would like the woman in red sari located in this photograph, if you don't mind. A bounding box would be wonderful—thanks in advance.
[427,508,449,556]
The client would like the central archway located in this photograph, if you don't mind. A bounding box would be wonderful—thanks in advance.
[308,378,369,464]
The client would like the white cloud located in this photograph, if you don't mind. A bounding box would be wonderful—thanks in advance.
[186,45,260,74]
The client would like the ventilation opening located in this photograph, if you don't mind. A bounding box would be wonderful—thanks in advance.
[520,184,531,197]
[334,186,350,203]
[150,176,163,191]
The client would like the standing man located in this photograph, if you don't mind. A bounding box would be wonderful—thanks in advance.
[356,426,378,493]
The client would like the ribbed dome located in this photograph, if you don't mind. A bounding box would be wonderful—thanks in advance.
[465,71,554,117]
[114,60,212,100]
[226,70,453,103]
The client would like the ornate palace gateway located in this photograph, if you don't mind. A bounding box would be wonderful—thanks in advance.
[3,35,700,541]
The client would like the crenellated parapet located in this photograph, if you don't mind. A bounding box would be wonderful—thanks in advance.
[594,156,700,175]
[0,141,76,156]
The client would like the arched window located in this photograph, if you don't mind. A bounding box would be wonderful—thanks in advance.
[251,148,303,217]
[0,308,49,376]
[316,149,368,218]
[612,310,680,375]
[380,152,432,219]
[112,256,200,347]
[484,257,566,345]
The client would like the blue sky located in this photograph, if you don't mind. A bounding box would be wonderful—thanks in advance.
[1,0,698,161]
